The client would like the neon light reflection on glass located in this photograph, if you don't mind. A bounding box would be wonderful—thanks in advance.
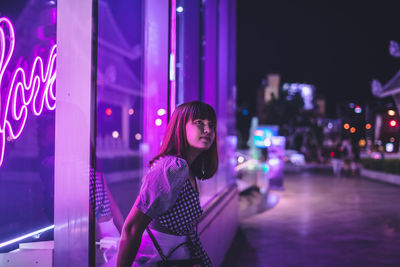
[0,225,54,248]
[0,17,57,167]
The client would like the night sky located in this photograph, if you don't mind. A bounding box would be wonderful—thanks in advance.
[237,0,400,117]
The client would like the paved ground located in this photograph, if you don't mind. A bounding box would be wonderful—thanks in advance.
[223,171,400,267]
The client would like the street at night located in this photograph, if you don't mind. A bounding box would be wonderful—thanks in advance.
[225,170,400,267]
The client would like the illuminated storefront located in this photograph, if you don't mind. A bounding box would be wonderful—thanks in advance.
[0,0,237,266]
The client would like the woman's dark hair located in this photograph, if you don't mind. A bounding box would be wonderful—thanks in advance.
[150,101,218,180]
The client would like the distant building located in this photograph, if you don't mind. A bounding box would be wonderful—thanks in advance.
[282,83,315,110]
[257,73,281,122]
[264,74,280,102]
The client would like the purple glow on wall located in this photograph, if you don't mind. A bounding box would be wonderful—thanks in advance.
[0,17,57,167]
[51,7,57,25]
[169,0,177,115]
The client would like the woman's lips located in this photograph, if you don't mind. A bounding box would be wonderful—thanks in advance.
[200,137,211,142]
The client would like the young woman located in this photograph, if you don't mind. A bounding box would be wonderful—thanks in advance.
[117,101,218,267]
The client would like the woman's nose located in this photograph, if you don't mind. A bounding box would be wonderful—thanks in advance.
[203,125,211,133]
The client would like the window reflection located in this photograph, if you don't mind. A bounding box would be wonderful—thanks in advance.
[0,0,56,252]
[95,0,144,264]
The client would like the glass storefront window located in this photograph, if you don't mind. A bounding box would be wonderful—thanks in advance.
[174,0,237,206]
[174,0,202,105]
[0,1,57,252]
[94,0,144,264]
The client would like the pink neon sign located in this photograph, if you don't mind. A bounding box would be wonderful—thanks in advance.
[0,17,56,167]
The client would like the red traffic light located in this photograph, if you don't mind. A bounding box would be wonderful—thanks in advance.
[389,120,397,127]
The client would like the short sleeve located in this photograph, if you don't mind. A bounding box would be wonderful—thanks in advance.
[136,156,189,219]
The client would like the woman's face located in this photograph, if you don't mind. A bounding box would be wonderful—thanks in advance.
[185,118,216,151]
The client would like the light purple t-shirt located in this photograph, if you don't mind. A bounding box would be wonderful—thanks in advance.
[136,156,189,219]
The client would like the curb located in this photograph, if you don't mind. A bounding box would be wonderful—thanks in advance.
[360,168,400,186]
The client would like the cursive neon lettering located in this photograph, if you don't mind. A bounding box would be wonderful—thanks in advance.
[0,17,56,167]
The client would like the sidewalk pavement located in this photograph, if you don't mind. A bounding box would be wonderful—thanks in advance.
[222,171,400,267]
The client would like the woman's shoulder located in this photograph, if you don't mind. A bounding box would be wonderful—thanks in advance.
[146,155,189,182]
[138,156,189,218]
[151,155,188,171]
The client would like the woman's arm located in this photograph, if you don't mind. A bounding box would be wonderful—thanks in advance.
[117,198,152,267]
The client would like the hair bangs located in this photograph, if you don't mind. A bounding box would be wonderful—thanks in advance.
[187,101,217,124]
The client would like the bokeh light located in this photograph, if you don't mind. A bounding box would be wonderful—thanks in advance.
[354,105,362,114]
[386,143,394,153]
[359,139,366,147]
[157,108,167,116]
[388,109,396,116]
[155,118,162,126]
[112,131,119,139]
[135,133,142,140]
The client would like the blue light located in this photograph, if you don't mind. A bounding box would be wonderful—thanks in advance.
[263,164,269,172]
[253,127,279,148]
[176,6,184,13]
[386,143,394,153]
[242,109,249,116]
[0,225,54,248]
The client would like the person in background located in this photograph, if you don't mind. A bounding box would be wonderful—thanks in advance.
[341,139,353,176]
[350,141,360,176]
[117,101,218,267]
[331,140,343,176]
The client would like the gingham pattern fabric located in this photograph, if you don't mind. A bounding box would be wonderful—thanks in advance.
[138,156,189,219]
[158,179,212,267]
[89,169,111,220]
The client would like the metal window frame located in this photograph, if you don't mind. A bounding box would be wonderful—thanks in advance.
[54,0,95,266]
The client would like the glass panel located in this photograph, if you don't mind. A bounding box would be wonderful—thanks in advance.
[196,0,237,205]
[0,1,57,252]
[93,0,144,265]
[175,0,201,104]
